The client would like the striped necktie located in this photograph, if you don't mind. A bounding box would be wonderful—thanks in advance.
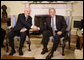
[52,18,55,36]
[26,16,28,21]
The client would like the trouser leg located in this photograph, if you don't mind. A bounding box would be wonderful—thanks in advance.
[19,32,26,50]
[42,30,52,49]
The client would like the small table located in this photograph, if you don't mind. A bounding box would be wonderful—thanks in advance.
[1,18,11,26]
[1,18,11,38]
[79,36,83,49]
[77,29,83,49]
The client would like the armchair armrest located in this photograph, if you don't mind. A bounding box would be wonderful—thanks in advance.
[7,26,13,29]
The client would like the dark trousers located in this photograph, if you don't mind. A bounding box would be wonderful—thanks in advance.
[41,30,65,52]
[7,30,29,50]
[1,28,6,46]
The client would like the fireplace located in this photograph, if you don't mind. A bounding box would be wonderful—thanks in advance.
[23,1,74,25]
[34,15,49,27]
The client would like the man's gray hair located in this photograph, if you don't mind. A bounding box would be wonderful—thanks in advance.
[49,8,56,12]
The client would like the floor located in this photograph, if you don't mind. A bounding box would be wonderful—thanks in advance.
[1,35,83,59]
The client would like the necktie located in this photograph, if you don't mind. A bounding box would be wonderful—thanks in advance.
[52,18,55,36]
[26,16,28,21]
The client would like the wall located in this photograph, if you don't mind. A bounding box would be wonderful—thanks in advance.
[1,1,25,17]
[72,1,83,17]
[1,1,83,17]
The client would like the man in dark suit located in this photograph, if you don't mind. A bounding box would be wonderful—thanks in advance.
[7,8,38,56]
[38,8,67,59]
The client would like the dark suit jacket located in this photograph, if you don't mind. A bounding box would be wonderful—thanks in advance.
[40,15,67,35]
[12,13,32,31]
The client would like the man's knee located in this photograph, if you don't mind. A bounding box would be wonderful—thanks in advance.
[43,30,51,37]
[54,34,61,43]
[8,31,14,39]
[54,34,61,38]
[43,31,47,35]
[20,32,26,37]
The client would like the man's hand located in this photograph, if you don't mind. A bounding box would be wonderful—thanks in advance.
[31,25,39,31]
[20,28,27,32]
[57,31,62,35]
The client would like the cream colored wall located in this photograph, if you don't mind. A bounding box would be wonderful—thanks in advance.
[1,1,83,17]
[72,1,83,16]
[1,1,25,17]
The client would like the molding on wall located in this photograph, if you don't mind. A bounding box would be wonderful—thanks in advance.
[22,1,75,4]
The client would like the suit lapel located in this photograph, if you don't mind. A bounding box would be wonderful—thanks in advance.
[23,14,26,21]
[48,16,51,27]
[23,13,29,21]
[56,15,58,29]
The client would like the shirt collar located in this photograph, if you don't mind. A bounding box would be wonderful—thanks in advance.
[25,15,27,17]
[51,16,56,20]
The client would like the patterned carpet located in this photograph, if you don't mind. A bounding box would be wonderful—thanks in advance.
[1,35,83,59]
[1,55,35,59]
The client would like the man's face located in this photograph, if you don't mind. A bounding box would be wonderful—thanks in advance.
[49,9,55,18]
[25,8,31,16]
